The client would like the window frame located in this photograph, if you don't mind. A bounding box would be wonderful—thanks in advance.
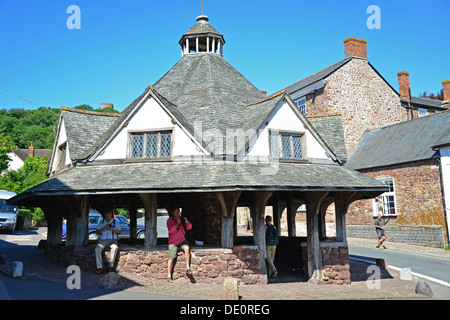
[373,177,397,217]
[127,128,174,162]
[269,129,307,162]
[418,107,428,117]
[295,96,307,115]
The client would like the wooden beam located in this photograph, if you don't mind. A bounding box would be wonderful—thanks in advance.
[306,191,329,279]
[74,195,89,247]
[216,191,242,248]
[251,191,273,284]
[334,191,359,242]
[139,193,157,248]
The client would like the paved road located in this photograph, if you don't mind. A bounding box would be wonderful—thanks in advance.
[0,272,186,300]
[349,245,450,298]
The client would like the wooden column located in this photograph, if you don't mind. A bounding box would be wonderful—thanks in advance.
[250,191,273,284]
[318,197,334,239]
[73,195,89,247]
[287,193,296,237]
[139,193,157,248]
[271,193,282,235]
[306,191,329,279]
[129,200,137,241]
[334,192,358,242]
[217,191,242,248]
[41,203,63,247]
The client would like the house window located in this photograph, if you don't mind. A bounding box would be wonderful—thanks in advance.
[57,143,67,171]
[418,108,428,117]
[129,130,172,160]
[373,177,397,216]
[295,96,307,115]
[269,130,305,160]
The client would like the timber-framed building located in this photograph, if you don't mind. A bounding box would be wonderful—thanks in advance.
[8,16,387,284]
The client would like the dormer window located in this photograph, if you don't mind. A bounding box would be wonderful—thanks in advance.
[269,130,306,161]
[129,130,173,160]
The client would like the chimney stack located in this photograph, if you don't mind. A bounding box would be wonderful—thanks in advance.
[397,71,411,100]
[443,80,450,101]
[343,37,367,59]
[28,141,35,158]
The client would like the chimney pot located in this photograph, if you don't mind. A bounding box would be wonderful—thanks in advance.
[397,71,410,100]
[343,37,367,59]
[442,80,450,101]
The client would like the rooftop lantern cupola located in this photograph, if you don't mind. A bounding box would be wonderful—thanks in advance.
[179,15,225,57]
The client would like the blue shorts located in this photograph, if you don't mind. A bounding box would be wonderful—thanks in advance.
[376,229,386,238]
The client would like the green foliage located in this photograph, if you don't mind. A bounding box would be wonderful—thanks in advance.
[0,156,48,194]
[0,107,59,149]
[0,129,16,175]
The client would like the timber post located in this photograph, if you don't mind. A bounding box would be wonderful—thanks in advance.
[306,191,329,279]
[139,193,158,248]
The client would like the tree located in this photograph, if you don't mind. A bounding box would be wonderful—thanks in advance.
[418,89,444,101]
[0,130,16,175]
[0,156,48,194]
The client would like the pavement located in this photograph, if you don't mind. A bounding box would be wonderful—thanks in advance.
[1,232,450,300]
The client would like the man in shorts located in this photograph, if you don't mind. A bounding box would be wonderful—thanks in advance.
[375,214,387,249]
[167,207,192,282]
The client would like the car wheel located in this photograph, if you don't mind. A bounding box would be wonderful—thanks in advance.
[137,231,145,239]
[88,232,99,241]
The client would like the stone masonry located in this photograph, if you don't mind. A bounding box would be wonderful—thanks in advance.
[57,244,261,285]
[304,57,407,153]
[346,158,447,246]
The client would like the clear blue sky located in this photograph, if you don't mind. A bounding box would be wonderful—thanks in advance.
[0,0,449,112]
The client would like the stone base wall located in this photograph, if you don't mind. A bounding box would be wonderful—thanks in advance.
[301,243,351,285]
[46,244,261,285]
[346,225,445,248]
[321,246,351,285]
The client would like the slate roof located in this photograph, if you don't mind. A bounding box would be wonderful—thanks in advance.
[403,96,447,110]
[153,53,265,136]
[346,110,450,170]
[307,114,347,162]
[10,161,387,205]
[180,15,224,40]
[59,108,120,160]
[285,59,351,95]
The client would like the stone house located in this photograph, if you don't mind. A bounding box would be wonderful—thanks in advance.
[8,16,386,285]
[346,110,450,247]
[286,37,448,154]
[284,37,449,247]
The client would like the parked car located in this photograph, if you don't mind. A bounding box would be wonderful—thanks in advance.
[0,190,19,234]
[87,210,146,241]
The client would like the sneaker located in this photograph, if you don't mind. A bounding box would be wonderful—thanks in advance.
[167,277,173,283]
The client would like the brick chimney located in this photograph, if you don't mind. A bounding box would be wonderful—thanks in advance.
[397,71,411,100]
[443,80,450,101]
[28,141,35,158]
[343,37,367,59]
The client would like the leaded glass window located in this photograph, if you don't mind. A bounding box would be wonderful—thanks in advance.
[130,131,172,160]
[269,130,305,160]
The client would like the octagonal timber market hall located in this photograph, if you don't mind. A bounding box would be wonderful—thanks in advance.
[8,15,387,285]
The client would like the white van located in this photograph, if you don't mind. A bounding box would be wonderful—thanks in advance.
[0,190,19,233]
